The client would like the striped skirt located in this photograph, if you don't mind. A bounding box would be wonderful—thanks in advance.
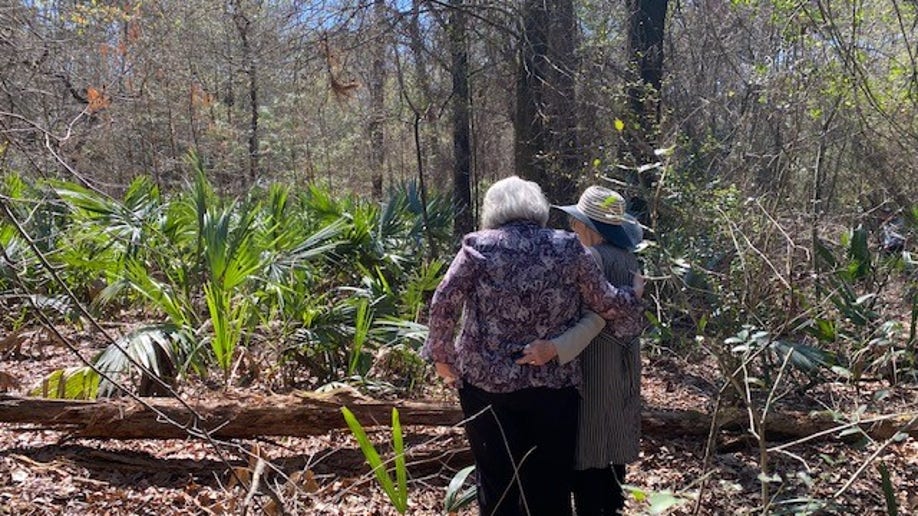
[575,331,642,469]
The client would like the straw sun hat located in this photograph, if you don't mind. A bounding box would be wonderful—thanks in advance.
[555,186,643,250]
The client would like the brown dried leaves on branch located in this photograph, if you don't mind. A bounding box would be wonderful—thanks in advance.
[86,87,111,113]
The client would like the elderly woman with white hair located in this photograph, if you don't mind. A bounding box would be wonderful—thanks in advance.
[422,176,644,516]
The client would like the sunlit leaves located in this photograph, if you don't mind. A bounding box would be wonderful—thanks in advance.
[622,485,687,514]
[32,366,99,400]
[13,163,450,394]
[340,407,408,513]
[94,324,188,397]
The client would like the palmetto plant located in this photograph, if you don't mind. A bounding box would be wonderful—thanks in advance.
[35,161,350,393]
[1,174,64,311]
[25,159,453,398]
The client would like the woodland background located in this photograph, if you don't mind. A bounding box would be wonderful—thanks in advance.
[0,0,917,514]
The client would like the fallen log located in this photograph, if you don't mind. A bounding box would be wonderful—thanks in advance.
[0,393,914,443]
[0,391,464,439]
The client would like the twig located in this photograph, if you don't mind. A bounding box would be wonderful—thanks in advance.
[692,388,726,515]
[834,412,918,498]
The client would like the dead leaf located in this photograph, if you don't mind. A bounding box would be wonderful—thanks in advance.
[0,371,19,392]
[302,469,319,493]
[263,499,280,516]
[11,469,28,483]
[226,466,250,490]
[86,86,111,113]
[0,331,26,355]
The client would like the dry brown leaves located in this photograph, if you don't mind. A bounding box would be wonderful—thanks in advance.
[0,328,916,514]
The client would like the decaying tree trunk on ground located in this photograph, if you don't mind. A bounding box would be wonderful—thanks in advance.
[0,393,914,442]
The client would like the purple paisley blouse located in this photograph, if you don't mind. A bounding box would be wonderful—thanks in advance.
[422,221,643,393]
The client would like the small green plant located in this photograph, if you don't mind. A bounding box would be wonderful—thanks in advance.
[878,462,898,516]
[340,406,408,513]
[347,297,373,376]
[621,484,688,514]
[444,465,476,514]
[35,324,193,399]
[726,325,846,388]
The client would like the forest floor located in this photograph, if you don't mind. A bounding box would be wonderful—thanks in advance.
[0,327,916,515]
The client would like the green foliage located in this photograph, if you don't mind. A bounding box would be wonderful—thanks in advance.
[36,324,192,399]
[94,324,190,396]
[400,259,444,321]
[340,406,408,513]
[6,159,453,396]
[27,294,80,323]
[347,298,373,376]
[622,484,688,514]
[1,175,61,294]
[878,462,898,516]
[444,465,476,513]
[638,146,917,389]
[283,294,355,384]
[31,366,99,400]
[807,228,917,381]
[204,283,250,382]
[637,159,747,350]
[840,227,871,283]
[726,325,847,389]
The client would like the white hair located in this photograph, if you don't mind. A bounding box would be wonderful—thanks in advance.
[480,176,550,230]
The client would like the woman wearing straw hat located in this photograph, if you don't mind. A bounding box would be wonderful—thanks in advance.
[423,177,645,516]
[517,185,646,516]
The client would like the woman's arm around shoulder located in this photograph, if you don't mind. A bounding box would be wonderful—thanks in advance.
[517,310,606,366]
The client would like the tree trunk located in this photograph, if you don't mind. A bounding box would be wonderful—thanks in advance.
[545,0,579,204]
[514,0,550,187]
[0,392,462,440]
[1,394,914,443]
[232,1,259,184]
[449,0,473,238]
[407,0,439,185]
[514,0,579,203]
[369,0,387,199]
[622,0,668,220]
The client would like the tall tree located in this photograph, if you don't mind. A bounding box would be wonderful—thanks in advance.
[514,0,579,203]
[546,0,579,204]
[515,0,550,191]
[449,0,473,238]
[229,0,262,184]
[622,0,668,168]
[369,0,387,199]
[618,0,668,222]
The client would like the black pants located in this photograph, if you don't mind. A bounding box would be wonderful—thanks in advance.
[572,464,627,516]
[458,383,578,516]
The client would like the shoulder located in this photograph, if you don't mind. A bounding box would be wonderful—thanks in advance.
[586,246,603,266]
[461,228,499,250]
[595,244,639,268]
[463,225,582,259]
[464,224,575,244]
[542,227,582,248]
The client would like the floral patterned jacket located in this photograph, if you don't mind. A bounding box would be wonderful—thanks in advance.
[421,220,642,393]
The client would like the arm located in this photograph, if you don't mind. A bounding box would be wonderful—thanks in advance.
[421,243,480,381]
[552,310,606,364]
[515,311,605,366]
